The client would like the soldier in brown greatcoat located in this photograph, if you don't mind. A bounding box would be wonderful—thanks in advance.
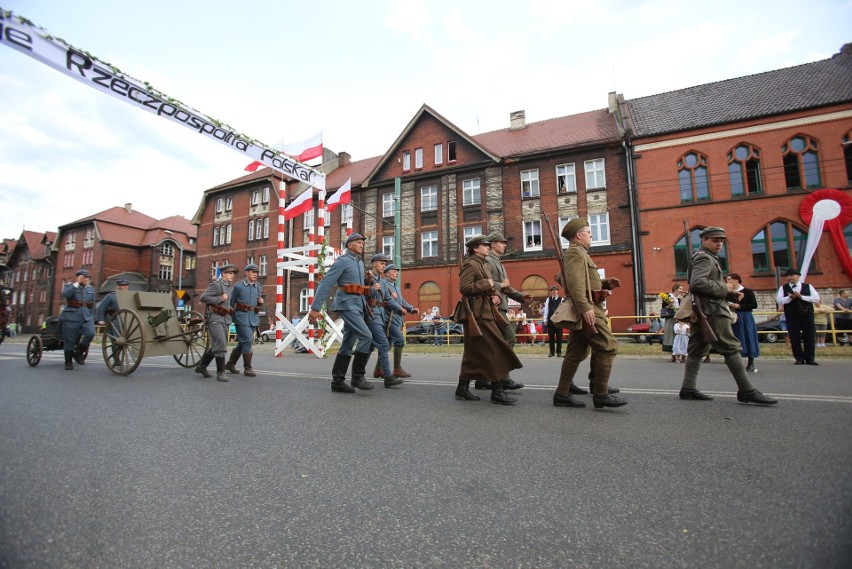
[455,235,523,405]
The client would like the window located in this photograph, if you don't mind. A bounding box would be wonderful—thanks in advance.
[463,226,481,244]
[299,288,310,312]
[421,231,438,258]
[521,169,540,198]
[383,236,394,258]
[246,255,255,268]
[83,228,94,248]
[213,226,219,247]
[216,198,223,213]
[65,233,76,251]
[674,228,728,276]
[448,141,457,162]
[248,220,255,241]
[263,218,269,239]
[82,249,93,265]
[677,152,710,202]
[255,219,263,240]
[263,186,270,203]
[342,204,353,225]
[589,213,610,246]
[783,135,822,190]
[225,196,233,211]
[434,144,443,165]
[462,179,481,206]
[556,164,576,193]
[305,209,314,229]
[251,189,260,205]
[421,185,438,212]
[259,255,268,276]
[751,221,810,273]
[161,243,174,256]
[225,224,232,245]
[159,264,173,281]
[524,220,542,251]
[584,159,606,190]
[728,144,763,197]
[185,256,195,270]
[211,262,218,279]
[64,252,73,268]
[382,193,394,217]
[415,147,423,169]
[402,151,411,171]
[558,217,574,248]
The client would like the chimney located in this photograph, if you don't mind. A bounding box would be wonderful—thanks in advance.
[124,203,133,214]
[510,110,526,130]
[339,151,351,166]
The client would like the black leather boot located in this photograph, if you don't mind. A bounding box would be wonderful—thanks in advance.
[474,380,491,390]
[350,351,374,390]
[455,380,480,401]
[331,353,355,393]
[215,356,228,382]
[593,394,628,409]
[589,382,620,394]
[73,344,88,365]
[195,350,214,378]
[225,349,241,374]
[64,352,73,370]
[491,379,517,405]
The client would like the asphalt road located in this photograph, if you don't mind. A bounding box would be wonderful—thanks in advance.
[1,341,850,568]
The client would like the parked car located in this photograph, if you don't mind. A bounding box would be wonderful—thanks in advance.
[626,322,663,344]
[260,328,276,342]
[756,317,785,343]
[406,322,464,344]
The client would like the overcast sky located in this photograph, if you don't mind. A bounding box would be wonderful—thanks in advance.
[1,0,850,240]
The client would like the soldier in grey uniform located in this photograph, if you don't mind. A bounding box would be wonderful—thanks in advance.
[376,263,419,378]
[366,253,403,388]
[226,263,264,377]
[59,269,96,370]
[96,278,129,325]
[474,231,531,390]
[678,227,777,405]
[308,233,374,393]
[195,264,237,382]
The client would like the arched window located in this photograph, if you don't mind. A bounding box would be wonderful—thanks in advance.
[673,228,728,276]
[782,135,821,190]
[751,220,811,273]
[520,275,549,298]
[728,143,763,197]
[677,152,710,203]
[843,132,852,184]
[418,281,442,311]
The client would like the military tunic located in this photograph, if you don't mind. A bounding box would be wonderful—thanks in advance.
[311,249,372,356]
[366,267,393,377]
[230,277,263,353]
[484,251,526,345]
[59,281,96,354]
[201,277,233,358]
[383,276,414,349]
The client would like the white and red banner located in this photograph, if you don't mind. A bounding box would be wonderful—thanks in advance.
[0,9,324,189]
[326,177,351,212]
[283,187,313,220]
[244,132,323,172]
[798,189,852,283]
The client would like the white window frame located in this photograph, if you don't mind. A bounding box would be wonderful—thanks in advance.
[558,217,575,248]
[263,186,270,203]
[211,262,218,279]
[299,288,310,312]
[159,264,173,281]
[589,213,610,246]
[421,185,437,212]
[434,144,443,165]
[463,226,481,244]
[584,159,606,190]
[246,255,255,268]
[462,179,481,206]
[225,224,232,244]
[382,236,394,258]
[556,163,576,193]
[521,169,540,198]
[415,147,423,169]
[251,189,260,205]
[216,198,223,213]
[304,209,314,229]
[421,231,438,258]
[225,196,233,211]
[523,220,542,251]
[263,218,269,238]
[382,193,394,217]
[255,219,263,240]
[248,220,255,241]
[161,243,174,256]
[213,226,219,247]
[402,151,411,171]
[259,255,268,276]
[341,204,353,225]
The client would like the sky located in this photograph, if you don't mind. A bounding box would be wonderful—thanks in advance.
[1,0,850,241]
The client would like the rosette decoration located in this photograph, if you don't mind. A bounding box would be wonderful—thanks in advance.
[798,189,852,282]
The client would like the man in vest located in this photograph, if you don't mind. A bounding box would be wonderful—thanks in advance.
[777,268,819,365]
[542,285,564,357]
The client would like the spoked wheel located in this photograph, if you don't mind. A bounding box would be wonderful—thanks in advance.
[102,309,145,376]
[173,311,208,368]
[27,335,43,367]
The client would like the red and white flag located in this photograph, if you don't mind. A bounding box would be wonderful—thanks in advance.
[326,178,352,212]
[283,187,314,220]
[244,131,324,172]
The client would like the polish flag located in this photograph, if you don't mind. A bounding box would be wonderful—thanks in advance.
[283,187,313,220]
[326,178,352,212]
[244,132,324,172]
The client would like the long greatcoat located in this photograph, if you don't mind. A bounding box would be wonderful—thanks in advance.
[458,254,522,381]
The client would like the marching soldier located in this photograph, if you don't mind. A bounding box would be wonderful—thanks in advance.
[226,263,264,377]
[366,253,403,388]
[374,263,419,379]
[59,269,96,370]
[195,264,237,382]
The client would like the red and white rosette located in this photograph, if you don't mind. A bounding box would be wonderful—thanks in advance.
[798,189,852,282]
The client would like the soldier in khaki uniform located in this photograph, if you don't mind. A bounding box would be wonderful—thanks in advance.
[553,219,627,410]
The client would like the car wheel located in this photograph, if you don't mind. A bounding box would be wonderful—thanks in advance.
[636,334,647,343]
[763,332,778,343]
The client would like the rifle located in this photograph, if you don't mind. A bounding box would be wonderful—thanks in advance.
[543,212,598,338]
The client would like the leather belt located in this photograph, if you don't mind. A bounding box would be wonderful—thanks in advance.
[208,304,234,316]
[565,290,609,303]
[342,283,370,295]
[67,300,93,308]
[235,302,260,313]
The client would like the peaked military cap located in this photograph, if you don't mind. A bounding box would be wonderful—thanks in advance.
[345,233,365,246]
[220,264,237,274]
[486,231,507,243]
[116,278,130,286]
[244,263,259,272]
[75,269,90,277]
[560,218,588,240]
[699,226,726,239]
[465,234,491,249]
[383,264,397,273]
[370,253,391,264]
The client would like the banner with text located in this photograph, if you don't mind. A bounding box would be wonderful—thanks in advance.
[0,8,324,189]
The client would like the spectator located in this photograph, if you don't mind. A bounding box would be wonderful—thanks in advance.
[832,289,851,345]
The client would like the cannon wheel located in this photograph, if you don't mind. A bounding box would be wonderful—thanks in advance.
[173,311,208,368]
[102,309,146,376]
[27,335,43,367]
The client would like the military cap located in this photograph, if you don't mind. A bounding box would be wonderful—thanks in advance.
[383,264,397,273]
[486,231,508,243]
[220,264,237,274]
[370,253,391,264]
[116,278,130,286]
[550,285,558,291]
[465,234,491,249]
[75,269,90,277]
[345,233,365,246]
[699,226,726,239]
[784,268,801,276]
[244,263,259,272]
[561,218,588,240]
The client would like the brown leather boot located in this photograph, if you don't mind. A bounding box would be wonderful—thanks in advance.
[393,367,412,378]
[225,349,241,374]
[242,352,257,377]
[373,364,382,378]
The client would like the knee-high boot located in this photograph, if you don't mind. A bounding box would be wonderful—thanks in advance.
[491,379,517,405]
[195,350,214,378]
[350,351,374,390]
[242,352,256,377]
[215,356,228,382]
[455,379,480,401]
[225,349,241,374]
[393,346,411,378]
[64,351,74,371]
[331,353,355,393]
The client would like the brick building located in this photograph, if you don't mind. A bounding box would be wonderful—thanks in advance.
[4,230,56,333]
[618,45,852,315]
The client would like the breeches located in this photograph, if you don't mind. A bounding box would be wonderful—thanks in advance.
[339,310,372,355]
[61,320,94,352]
[235,324,254,353]
[388,321,405,348]
[208,321,229,356]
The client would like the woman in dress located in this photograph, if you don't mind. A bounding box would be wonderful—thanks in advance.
[662,284,685,361]
[726,273,760,372]
[672,320,690,362]
[454,235,523,405]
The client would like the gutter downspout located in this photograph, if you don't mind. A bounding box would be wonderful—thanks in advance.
[624,138,645,316]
